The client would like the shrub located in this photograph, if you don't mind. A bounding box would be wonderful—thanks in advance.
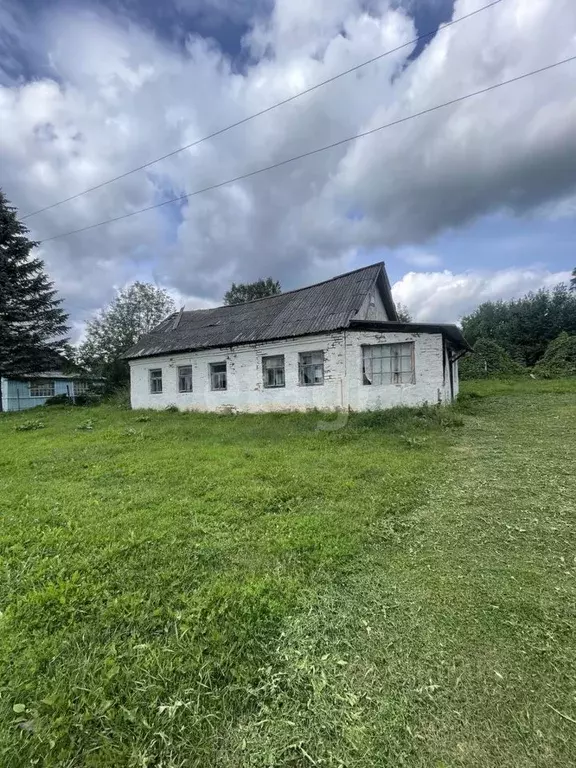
[103,387,131,409]
[459,338,526,380]
[534,332,576,378]
[45,394,73,406]
[74,392,101,406]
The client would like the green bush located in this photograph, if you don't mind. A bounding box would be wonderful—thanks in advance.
[45,394,73,406]
[74,392,101,406]
[459,338,526,380]
[534,332,576,378]
[102,387,131,409]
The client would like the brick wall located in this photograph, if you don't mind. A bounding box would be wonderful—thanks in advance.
[129,330,454,412]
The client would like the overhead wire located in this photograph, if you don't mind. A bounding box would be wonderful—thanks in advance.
[37,55,576,244]
[21,0,503,220]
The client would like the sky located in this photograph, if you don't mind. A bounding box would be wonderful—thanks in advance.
[1,0,575,339]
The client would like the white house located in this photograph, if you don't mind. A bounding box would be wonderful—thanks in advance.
[124,263,470,413]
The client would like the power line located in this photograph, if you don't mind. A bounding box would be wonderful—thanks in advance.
[21,0,503,220]
[37,54,576,245]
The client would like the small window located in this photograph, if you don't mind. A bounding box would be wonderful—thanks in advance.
[74,381,90,395]
[362,343,415,386]
[149,369,163,394]
[29,380,55,398]
[262,355,285,388]
[299,351,324,386]
[178,365,193,393]
[210,362,227,391]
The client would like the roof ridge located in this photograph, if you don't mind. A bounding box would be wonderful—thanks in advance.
[182,262,384,314]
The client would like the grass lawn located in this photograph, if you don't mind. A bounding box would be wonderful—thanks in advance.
[1,380,575,767]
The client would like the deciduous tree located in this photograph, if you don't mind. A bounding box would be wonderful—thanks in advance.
[78,282,175,389]
[461,284,576,367]
[223,277,281,305]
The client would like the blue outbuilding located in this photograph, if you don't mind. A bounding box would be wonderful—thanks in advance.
[0,371,99,412]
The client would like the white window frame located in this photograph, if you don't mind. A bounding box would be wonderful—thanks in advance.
[177,365,193,393]
[29,380,55,398]
[262,355,285,388]
[210,362,227,391]
[149,368,163,394]
[73,381,90,396]
[362,343,415,386]
[298,351,324,386]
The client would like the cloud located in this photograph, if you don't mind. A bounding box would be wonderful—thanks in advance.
[392,267,572,323]
[398,248,443,268]
[0,0,575,333]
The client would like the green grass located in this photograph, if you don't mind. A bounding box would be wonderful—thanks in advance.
[1,382,575,766]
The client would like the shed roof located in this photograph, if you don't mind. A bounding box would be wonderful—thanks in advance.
[9,371,102,380]
[123,263,398,360]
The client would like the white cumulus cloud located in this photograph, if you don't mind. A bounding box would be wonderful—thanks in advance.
[0,0,575,333]
[392,267,572,323]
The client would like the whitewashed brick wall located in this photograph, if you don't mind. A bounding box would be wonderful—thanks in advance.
[129,330,456,412]
[345,330,452,410]
[129,333,347,412]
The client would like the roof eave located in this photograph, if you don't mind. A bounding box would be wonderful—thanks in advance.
[349,320,472,351]
[123,326,355,361]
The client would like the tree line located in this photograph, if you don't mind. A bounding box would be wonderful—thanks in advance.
[460,279,576,373]
[1,188,575,405]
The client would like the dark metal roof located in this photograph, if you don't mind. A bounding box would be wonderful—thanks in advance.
[11,371,103,380]
[350,320,472,351]
[124,263,397,360]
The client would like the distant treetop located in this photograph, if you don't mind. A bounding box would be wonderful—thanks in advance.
[224,277,281,305]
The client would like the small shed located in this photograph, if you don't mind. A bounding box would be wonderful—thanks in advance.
[0,372,99,412]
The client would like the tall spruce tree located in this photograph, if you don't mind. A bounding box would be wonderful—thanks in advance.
[0,190,69,411]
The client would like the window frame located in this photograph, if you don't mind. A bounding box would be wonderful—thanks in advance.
[362,342,416,386]
[209,361,227,391]
[298,350,325,387]
[73,380,91,396]
[177,364,193,393]
[29,380,55,398]
[149,368,163,394]
[262,354,285,389]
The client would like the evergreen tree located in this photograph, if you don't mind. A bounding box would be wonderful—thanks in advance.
[224,277,281,305]
[0,190,69,411]
[571,267,576,291]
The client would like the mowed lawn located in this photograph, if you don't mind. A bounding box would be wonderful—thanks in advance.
[1,381,575,767]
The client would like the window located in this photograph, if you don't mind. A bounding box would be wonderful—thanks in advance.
[299,351,324,386]
[178,365,193,393]
[210,362,227,391]
[29,380,55,398]
[74,381,90,395]
[262,355,285,388]
[149,369,163,394]
[362,343,415,386]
